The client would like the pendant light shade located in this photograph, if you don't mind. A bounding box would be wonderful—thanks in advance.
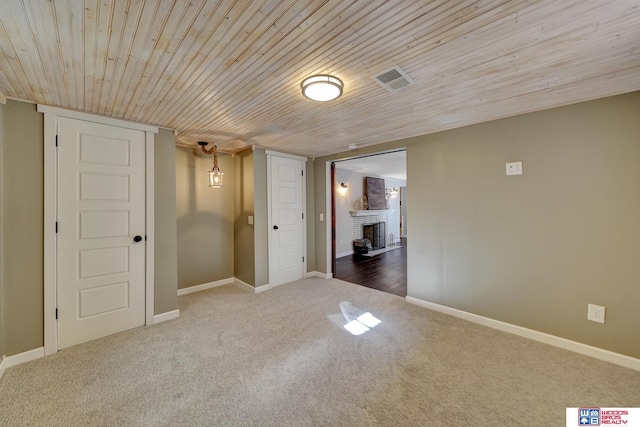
[301,74,343,102]
[208,168,223,188]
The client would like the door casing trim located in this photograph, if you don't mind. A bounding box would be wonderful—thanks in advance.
[39,104,158,356]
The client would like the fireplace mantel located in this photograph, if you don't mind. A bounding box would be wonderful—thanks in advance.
[349,209,395,217]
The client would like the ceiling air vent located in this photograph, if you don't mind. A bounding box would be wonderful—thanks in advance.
[372,66,415,93]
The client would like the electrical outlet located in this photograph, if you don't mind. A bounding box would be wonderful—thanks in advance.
[587,304,605,324]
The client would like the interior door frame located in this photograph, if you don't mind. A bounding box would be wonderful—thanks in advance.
[330,162,336,277]
[39,104,158,356]
[266,150,307,286]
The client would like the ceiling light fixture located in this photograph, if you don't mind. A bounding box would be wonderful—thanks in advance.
[197,141,224,188]
[301,74,343,102]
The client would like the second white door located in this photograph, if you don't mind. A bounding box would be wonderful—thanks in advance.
[268,154,305,287]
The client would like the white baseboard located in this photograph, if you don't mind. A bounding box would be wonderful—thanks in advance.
[177,278,234,296]
[234,277,254,292]
[0,347,45,380]
[153,309,180,324]
[336,250,353,258]
[406,296,640,372]
[234,277,271,293]
[304,271,333,279]
[255,284,270,293]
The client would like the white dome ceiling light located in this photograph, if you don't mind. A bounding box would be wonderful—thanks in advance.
[301,75,343,102]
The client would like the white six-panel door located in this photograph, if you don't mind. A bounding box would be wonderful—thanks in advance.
[57,117,146,349]
[268,155,305,287]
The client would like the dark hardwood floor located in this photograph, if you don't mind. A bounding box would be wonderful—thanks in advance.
[334,240,407,297]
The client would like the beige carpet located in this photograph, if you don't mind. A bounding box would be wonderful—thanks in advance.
[1,278,639,426]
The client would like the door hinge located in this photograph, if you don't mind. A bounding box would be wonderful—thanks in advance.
[301,170,304,176]
[302,256,305,262]
[145,235,147,241]
[55,222,58,233]
[55,135,58,147]
[302,213,304,219]
[55,308,58,319]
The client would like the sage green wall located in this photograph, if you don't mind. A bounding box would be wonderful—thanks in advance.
[0,100,44,357]
[176,146,235,288]
[154,129,178,314]
[234,148,255,286]
[253,148,269,286]
[315,91,640,358]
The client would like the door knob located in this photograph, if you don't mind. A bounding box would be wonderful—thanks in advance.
[273,225,279,230]
[133,235,143,242]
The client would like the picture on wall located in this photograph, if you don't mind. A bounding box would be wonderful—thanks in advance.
[365,177,386,210]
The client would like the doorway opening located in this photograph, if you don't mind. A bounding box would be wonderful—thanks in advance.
[330,150,407,297]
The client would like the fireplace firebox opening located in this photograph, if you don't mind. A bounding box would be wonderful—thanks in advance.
[363,222,386,250]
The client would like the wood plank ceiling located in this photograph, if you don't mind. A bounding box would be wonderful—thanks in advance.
[1,0,639,157]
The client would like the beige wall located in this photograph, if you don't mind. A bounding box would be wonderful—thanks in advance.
[0,101,43,356]
[0,102,3,356]
[0,100,178,357]
[0,100,43,357]
[176,146,271,289]
[234,148,255,285]
[408,92,640,358]
[176,146,235,288]
[315,92,640,358]
[154,129,178,314]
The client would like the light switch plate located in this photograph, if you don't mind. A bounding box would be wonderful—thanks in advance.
[506,161,523,176]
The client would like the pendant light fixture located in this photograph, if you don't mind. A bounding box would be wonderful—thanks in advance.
[197,141,224,188]
[301,74,343,101]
